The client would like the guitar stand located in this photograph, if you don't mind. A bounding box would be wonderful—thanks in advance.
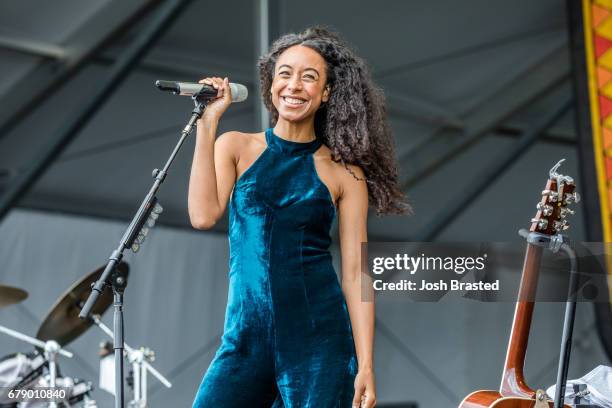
[519,229,579,408]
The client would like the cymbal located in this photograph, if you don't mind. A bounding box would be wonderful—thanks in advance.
[36,262,129,347]
[0,284,28,308]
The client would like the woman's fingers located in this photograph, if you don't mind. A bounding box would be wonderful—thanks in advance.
[352,384,364,408]
[353,382,376,408]
[222,77,231,100]
[213,77,223,98]
[197,77,225,98]
[363,392,376,408]
[198,76,233,121]
[211,77,231,102]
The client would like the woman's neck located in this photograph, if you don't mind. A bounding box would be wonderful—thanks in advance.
[273,118,316,142]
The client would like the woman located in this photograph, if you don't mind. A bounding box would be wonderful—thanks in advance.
[189,27,408,408]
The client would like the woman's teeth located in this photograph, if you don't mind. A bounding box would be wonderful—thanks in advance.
[283,96,305,105]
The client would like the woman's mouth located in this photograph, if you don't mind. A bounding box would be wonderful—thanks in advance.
[282,96,307,107]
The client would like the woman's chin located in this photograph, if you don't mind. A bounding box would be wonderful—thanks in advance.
[277,110,312,124]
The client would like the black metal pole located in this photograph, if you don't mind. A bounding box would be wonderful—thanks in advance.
[553,244,579,408]
[0,0,194,223]
[113,281,126,408]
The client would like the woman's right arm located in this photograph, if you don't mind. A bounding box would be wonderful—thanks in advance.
[188,77,237,230]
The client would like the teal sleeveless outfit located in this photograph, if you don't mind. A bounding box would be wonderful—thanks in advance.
[192,128,358,407]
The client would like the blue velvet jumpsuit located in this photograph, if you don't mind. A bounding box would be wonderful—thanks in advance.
[192,128,358,407]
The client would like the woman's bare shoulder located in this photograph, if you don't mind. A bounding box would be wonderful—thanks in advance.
[314,145,366,181]
[216,131,266,156]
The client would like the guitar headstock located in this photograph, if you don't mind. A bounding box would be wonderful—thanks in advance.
[530,159,579,235]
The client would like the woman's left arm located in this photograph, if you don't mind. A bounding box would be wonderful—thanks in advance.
[337,165,376,408]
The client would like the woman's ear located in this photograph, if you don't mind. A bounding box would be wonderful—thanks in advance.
[322,85,331,103]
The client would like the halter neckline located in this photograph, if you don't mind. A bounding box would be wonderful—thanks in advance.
[265,128,322,156]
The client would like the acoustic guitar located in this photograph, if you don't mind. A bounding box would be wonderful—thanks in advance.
[458,164,578,408]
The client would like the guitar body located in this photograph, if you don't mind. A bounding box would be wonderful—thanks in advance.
[459,390,568,408]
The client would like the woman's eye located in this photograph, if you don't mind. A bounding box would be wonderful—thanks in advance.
[279,71,290,77]
[303,74,316,80]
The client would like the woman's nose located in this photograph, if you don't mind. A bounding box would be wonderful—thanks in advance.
[287,76,302,91]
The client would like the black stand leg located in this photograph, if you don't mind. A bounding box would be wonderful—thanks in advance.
[553,244,579,408]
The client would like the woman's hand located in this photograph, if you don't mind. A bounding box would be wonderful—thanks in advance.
[198,76,232,122]
[353,368,376,408]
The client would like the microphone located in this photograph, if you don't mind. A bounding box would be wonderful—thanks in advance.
[155,80,248,102]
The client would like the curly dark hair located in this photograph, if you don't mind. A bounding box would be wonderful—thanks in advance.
[258,27,410,215]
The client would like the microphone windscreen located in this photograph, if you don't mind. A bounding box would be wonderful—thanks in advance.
[155,80,180,93]
[229,83,248,103]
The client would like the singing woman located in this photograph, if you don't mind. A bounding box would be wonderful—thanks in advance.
[189,27,408,408]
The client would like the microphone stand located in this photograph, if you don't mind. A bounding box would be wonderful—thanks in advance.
[79,95,208,408]
[518,229,579,408]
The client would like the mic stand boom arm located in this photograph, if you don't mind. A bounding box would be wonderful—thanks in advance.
[79,96,208,408]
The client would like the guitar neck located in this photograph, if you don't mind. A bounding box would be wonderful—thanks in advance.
[499,243,543,398]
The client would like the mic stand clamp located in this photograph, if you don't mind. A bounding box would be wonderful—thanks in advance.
[78,96,208,408]
[519,228,567,253]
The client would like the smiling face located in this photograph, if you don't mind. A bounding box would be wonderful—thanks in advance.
[271,45,330,124]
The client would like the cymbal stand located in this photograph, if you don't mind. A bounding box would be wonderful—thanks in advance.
[45,340,60,408]
[0,325,73,359]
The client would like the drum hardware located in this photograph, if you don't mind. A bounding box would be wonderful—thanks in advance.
[18,375,96,407]
[1,263,170,407]
[0,265,128,407]
[0,351,46,405]
[0,325,73,408]
[91,315,171,407]
[36,263,129,348]
[30,264,130,407]
[0,326,73,360]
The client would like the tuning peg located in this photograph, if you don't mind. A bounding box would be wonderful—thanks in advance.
[531,218,548,230]
[559,207,575,218]
[553,219,569,231]
[542,189,559,202]
[536,202,553,216]
[131,243,140,253]
[564,192,580,204]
